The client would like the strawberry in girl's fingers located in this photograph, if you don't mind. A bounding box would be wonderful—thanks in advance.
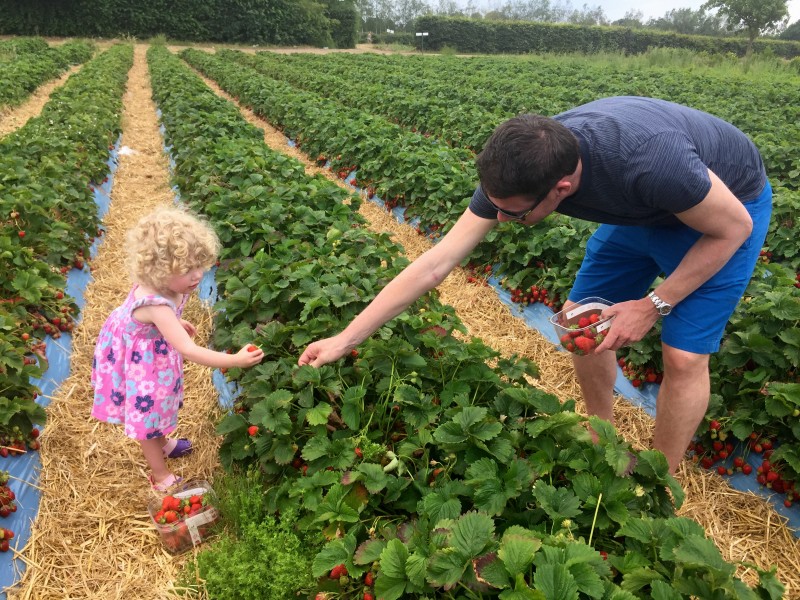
[236,344,264,367]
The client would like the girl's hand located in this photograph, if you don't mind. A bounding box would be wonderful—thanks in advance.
[235,344,264,368]
[180,319,197,337]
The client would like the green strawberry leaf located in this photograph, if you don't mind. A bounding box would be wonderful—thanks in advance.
[306,402,332,426]
[532,563,579,600]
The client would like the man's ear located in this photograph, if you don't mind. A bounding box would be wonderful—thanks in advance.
[554,177,574,198]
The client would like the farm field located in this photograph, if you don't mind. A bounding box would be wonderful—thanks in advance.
[1,38,799,599]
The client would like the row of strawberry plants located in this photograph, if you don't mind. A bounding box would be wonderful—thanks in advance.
[0,37,49,57]
[0,43,132,450]
[236,51,800,191]
[181,48,475,232]
[221,49,800,296]
[0,39,95,108]
[225,51,500,152]
[149,45,784,597]
[180,48,591,311]
[196,49,800,495]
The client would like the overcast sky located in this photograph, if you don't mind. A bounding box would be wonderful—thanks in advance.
[595,0,799,23]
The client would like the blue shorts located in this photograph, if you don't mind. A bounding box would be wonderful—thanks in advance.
[568,181,773,355]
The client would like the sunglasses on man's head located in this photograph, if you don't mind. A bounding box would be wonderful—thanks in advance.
[482,186,541,221]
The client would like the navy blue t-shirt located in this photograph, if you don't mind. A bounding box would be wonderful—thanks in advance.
[469,96,767,226]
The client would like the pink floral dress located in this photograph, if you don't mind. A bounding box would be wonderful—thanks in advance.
[91,286,187,440]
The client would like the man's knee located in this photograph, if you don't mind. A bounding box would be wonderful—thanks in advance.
[661,343,709,378]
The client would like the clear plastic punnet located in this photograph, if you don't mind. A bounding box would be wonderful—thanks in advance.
[550,297,615,355]
[148,479,219,554]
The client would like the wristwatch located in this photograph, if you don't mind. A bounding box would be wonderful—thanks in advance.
[648,291,672,317]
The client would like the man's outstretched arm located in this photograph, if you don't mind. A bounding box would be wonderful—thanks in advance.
[298,209,497,367]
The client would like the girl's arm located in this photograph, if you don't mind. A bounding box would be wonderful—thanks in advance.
[134,304,263,368]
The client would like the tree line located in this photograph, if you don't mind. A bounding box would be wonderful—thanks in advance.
[360,0,799,46]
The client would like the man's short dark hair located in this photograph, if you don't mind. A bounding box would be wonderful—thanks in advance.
[476,114,580,200]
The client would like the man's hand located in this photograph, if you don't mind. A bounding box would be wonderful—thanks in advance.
[298,335,351,368]
[180,319,197,337]
[594,298,659,353]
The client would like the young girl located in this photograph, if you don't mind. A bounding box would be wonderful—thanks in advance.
[91,206,263,491]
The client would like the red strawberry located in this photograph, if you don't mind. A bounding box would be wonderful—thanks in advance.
[364,572,375,586]
[355,447,363,458]
[577,317,591,328]
[589,313,600,324]
[364,593,375,600]
[164,510,179,524]
[574,336,595,354]
[246,344,258,352]
[330,564,348,578]
[248,425,259,436]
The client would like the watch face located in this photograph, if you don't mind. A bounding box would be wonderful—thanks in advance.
[660,305,672,316]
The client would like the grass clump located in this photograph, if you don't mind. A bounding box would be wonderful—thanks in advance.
[180,468,319,599]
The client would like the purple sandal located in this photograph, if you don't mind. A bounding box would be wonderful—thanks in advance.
[163,438,193,458]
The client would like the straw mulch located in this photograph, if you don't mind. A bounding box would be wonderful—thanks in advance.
[7,45,219,599]
[195,66,800,596]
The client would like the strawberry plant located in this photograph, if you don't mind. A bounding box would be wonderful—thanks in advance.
[0,44,130,439]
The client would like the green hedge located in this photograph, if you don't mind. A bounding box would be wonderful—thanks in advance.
[414,16,800,58]
[0,0,357,47]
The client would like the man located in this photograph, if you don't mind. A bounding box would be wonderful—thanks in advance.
[299,96,772,473]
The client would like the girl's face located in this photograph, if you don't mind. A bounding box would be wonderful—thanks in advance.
[167,267,204,295]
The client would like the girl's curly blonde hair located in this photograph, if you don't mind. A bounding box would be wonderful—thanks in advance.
[126,207,220,294]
